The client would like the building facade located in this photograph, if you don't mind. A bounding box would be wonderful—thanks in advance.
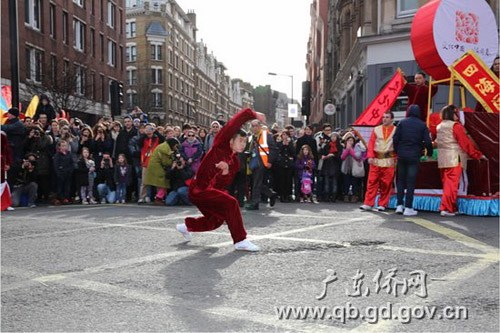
[324,0,499,128]
[1,0,126,123]
[125,0,197,125]
[305,0,329,126]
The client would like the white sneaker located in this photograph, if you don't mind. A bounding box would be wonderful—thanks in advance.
[121,200,126,204]
[176,223,192,242]
[403,207,418,216]
[359,204,372,211]
[234,239,260,252]
[440,210,456,217]
[100,199,106,204]
[395,205,404,214]
[137,198,144,203]
[6,207,14,211]
[82,200,89,205]
[89,198,97,204]
[376,206,386,211]
[145,197,151,203]
[29,204,37,208]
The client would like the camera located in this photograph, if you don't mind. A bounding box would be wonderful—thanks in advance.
[174,153,183,167]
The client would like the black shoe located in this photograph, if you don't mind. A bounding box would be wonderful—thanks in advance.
[245,203,259,210]
[269,192,278,207]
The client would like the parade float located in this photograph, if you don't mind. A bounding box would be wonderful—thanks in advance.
[354,0,499,216]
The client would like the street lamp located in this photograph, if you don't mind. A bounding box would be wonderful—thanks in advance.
[268,72,296,122]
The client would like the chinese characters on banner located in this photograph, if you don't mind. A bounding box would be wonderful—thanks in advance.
[450,50,499,113]
[354,70,406,126]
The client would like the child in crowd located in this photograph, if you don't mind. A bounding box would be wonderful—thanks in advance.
[114,153,132,204]
[296,144,316,203]
[76,147,97,204]
[53,140,74,205]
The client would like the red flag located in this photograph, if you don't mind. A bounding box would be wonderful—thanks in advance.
[354,70,406,126]
[450,50,499,113]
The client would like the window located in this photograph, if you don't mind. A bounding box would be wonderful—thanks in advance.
[126,91,137,108]
[126,45,136,62]
[73,19,86,52]
[73,0,84,7]
[25,0,41,30]
[108,40,116,66]
[90,71,96,98]
[75,65,85,95]
[49,4,56,38]
[107,1,116,28]
[26,46,43,83]
[100,74,105,102]
[151,68,163,85]
[126,20,136,38]
[397,0,419,18]
[90,28,95,57]
[151,44,162,60]
[151,91,163,107]
[62,12,69,44]
[169,50,174,64]
[100,33,104,61]
[91,0,95,15]
[127,69,137,85]
[169,73,173,87]
[50,55,57,82]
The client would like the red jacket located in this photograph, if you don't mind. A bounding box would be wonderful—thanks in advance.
[191,108,257,191]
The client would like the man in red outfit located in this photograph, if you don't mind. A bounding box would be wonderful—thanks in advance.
[436,105,487,216]
[360,111,396,211]
[176,108,266,252]
[403,72,438,123]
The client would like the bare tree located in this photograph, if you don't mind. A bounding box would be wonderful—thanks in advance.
[21,53,94,115]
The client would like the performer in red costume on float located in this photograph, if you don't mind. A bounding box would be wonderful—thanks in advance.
[176,108,266,252]
[402,71,438,123]
[436,105,487,217]
[360,111,396,212]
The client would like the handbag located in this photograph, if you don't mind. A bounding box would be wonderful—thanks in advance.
[352,159,365,178]
[248,149,260,170]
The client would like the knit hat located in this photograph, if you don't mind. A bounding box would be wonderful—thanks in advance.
[8,107,19,117]
[342,131,355,142]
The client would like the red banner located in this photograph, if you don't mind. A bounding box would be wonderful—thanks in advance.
[450,50,499,113]
[354,70,406,126]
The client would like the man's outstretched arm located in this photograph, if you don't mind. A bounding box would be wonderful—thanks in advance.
[213,109,265,149]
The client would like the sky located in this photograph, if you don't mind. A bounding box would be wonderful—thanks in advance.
[176,0,311,103]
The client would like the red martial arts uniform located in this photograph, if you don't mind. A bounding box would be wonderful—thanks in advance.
[403,82,438,123]
[185,108,256,243]
[436,120,483,213]
[363,124,396,208]
[1,131,13,210]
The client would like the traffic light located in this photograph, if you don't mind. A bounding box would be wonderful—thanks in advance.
[110,80,123,116]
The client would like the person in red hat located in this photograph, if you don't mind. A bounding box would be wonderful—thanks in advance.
[176,108,266,252]
[360,111,397,212]
[436,105,487,216]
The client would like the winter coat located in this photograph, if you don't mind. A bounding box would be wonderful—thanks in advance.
[139,133,164,168]
[143,142,174,188]
[74,158,90,187]
[276,141,295,169]
[53,151,74,178]
[23,134,53,176]
[114,164,133,186]
[393,107,433,161]
[319,140,343,177]
[1,118,26,162]
[96,165,116,191]
[180,138,203,173]
[92,137,113,167]
[115,127,138,161]
[296,156,316,179]
[166,165,194,191]
[204,133,216,153]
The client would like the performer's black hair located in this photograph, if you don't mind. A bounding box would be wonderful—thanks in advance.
[233,129,247,138]
[441,104,457,121]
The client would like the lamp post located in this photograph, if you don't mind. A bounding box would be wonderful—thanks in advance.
[268,72,295,122]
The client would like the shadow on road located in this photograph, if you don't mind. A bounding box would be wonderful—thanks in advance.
[161,246,246,331]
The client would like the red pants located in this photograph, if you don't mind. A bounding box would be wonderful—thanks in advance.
[439,165,461,213]
[364,165,395,207]
[185,187,247,243]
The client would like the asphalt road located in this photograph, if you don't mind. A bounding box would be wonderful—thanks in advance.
[1,202,498,332]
